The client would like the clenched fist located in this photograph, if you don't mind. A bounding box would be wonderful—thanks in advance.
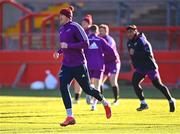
[60,42,68,49]
[53,52,59,59]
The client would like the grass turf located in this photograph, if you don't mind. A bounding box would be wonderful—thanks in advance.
[0,86,180,134]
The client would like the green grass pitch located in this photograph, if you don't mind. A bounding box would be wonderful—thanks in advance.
[0,86,180,134]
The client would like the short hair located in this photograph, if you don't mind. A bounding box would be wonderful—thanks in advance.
[89,24,99,33]
[126,25,137,31]
[59,6,74,19]
[99,24,109,34]
[83,14,93,25]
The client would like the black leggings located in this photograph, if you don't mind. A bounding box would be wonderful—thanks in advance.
[59,65,103,109]
[132,71,172,101]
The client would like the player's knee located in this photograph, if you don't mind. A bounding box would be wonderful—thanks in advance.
[60,84,67,92]
[152,79,164,89]
[110,81,117,86]
[132,79,139,88]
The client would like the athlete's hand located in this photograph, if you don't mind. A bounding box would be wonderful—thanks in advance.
[129,48,134,55]
[60,42,68,49]
[53,52,59,59]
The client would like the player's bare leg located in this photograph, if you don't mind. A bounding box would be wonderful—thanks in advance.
[91,78,102,111]
[101,75,108,94]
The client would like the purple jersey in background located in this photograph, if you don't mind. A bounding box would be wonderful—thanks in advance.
[84,34,115,71]
[102,35,120,63]
[101,35,121,75]
[58,21,89,67]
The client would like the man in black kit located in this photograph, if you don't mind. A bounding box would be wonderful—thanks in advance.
[126,25,176,112]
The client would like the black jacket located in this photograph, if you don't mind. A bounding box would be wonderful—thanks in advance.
[127,33,158,71]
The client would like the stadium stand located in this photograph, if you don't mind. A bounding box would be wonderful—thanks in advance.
[0,0,180,87]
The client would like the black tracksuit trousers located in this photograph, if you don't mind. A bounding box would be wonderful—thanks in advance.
[132,71,172,101]
[59,64,103,109]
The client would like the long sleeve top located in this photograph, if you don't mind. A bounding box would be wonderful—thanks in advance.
[127,33,158,71]
[84,34,115,71]
[57,21,89,67]
[102,35,120,63]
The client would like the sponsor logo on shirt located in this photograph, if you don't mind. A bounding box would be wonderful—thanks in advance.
[113,69,117,73]
[89,42,99,49]
[59,74,63,77]
[59,70,63,77]
[82,74,86,78]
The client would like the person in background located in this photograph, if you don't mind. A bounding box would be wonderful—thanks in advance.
[84,24,115,111]
[72,14,94,104]
[81,14,93,35]
[126,25,176,112]
[99,24,121,105]
[44,70,58,90]
[53,6,111,127]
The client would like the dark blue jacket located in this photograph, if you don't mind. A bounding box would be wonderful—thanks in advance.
[127,33,158,71]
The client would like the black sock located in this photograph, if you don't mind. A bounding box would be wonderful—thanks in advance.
[100,85,103,94]
[75,93,80,101]
[112,86,119,101]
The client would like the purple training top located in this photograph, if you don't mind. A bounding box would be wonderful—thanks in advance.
[57,21,89,67]
[102,35,120,63]
[84,33,115,71]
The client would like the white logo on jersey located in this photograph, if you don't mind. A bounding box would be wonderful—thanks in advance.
[113,69,117,73]
[82,74,86,78]
[89,42,98,49]
[59,70,63,77]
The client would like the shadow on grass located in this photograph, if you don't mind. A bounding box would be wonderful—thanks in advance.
[0,85,180,99]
